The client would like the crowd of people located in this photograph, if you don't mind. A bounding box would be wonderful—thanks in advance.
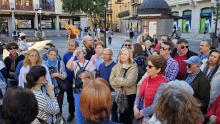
[0,30,219,124]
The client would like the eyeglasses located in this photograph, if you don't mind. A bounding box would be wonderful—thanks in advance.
[160,46,170,51]
[180,46,189,49]
[44,47,50,50]
[187,64,192,68]
[103,54,112,56]
[9,47,17,50]
[147,64,155,69]
[124,44,131,47]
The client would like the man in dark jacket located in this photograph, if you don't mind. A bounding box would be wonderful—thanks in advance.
[183,56,210,115]
[142,32,153,42]
[171,39,198,80]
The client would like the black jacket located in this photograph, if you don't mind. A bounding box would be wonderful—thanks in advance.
[184,71,211,115]
[171,48,198,59]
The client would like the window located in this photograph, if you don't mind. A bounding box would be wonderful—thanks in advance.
[59,18,70,29]
[40,0,54,11]
[15,0,33,10]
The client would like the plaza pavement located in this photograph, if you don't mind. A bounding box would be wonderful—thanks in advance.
[2,32,220,123]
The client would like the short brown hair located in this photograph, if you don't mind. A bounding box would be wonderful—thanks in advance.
[6,42,18,51]
[147,55,167,75]
[80,78,112,122]
[154,85,204,124]
[133,43,144,56]
[93,41,105,49]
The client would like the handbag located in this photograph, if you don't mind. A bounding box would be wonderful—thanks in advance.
[55,61,73,92]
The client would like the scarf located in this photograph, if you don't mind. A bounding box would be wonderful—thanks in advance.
[47,58,58,67]
[9,53,17,62]
[203,63,219,81]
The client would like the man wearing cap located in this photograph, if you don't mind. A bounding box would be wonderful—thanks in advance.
[183,56,210,115]
[171,39,198,80]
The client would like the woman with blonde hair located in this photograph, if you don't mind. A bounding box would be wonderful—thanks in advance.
[110,48,138,123]
[81,78,121,124]
[151,85,204,124]
[18,49,52,88]
[144,40,152,57]
[200,49,220,105]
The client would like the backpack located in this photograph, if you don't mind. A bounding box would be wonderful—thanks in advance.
[134,56,146,83]
[115,67,130,113]
[73,60,90,89]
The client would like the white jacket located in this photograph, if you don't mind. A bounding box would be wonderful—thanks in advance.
[200,63,220,105]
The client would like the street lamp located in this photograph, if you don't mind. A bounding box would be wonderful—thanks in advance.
[215,0,219,36]
[38,8,42,32]
[104,4,107,48]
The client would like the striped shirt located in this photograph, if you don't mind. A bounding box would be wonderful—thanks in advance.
[32,90,59,124]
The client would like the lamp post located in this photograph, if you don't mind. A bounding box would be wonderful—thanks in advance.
[104,4,107,47]
[215,0,219,36]
[38,8,42,32]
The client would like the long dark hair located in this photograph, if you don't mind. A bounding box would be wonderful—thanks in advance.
[26,65,46,89]
[133,43,144,57]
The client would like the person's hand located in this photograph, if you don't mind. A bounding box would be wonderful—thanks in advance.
[45,82,55,98]
[133,106,142,119]
[73,49,78,56]
[51,73,59,78]
[210,115,217,123]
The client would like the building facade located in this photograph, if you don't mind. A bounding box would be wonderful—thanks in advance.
[166,0,218,39]
[0,0,87,37]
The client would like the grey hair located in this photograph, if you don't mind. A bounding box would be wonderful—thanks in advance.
[77,47,87,55]
[104,48,113,55]
[69,39,79,47]
[203,38,212,48]
[124,38,132,43]
[48,47,58,55]
[167,80,194,95]
[83,35,92,43]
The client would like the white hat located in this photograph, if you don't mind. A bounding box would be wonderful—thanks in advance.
[19,32,26,37]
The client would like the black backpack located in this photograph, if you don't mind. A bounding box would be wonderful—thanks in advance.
[73,60,90,89]
[134,56,146,83]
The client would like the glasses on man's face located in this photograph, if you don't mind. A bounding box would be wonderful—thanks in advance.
[103,54,112,56]
[147,64,155,69]
[124,44,131,47]
[187,64,192,68]
[9,47,17,50]
[180,46,189,49]
[160,46,170,51]
[44,47,50,50]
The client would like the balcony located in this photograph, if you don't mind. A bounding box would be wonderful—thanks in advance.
[15,5,33,11]
[131,0,138,5]
[40,4,54,11]
[1,4,10,10]
[118,10,130,18]
[106,9,113,13]
[115,0,122,4]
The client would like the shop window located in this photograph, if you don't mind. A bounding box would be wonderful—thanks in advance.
[40,17,55,29]
[200,8,212,33]
[59,19,70,29]
[15,18,34,29]
[182,10,192,33]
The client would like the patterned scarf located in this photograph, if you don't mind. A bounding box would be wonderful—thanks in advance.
[9,53,17,62]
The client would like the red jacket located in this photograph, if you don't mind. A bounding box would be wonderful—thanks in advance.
[138,74,167,108]
[206,94,220,124]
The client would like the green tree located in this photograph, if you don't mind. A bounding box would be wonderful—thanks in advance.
[61,0,108,38]
[211,1,220,24]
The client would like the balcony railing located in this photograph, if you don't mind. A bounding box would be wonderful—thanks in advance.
[15,5,33,10]
[0,4,10,10]
[131,0,137,5]
[106,9,113,13]
[115,0,121,4]
[40,4,55,11]
[118,10,130,18]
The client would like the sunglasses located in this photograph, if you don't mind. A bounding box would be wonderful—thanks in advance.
[44,47,50,50]
[9,47,17,50]
[124,44,131,47]
[187,64,192,68]
[147,64,155,69]
[180,46,189,49]
[160,46,170,51]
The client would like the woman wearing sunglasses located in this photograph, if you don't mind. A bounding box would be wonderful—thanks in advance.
[110,48,138,123]
[134,55,167,123]
[200,50,220,105]
[4,42,25,88]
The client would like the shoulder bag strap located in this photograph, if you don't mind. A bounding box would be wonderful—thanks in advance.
[84,60,90,68]
[76,61,82,68]
[58,60,61,73]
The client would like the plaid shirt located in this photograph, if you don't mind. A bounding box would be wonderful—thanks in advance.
[165,56,179,81]
[185,70,201,84]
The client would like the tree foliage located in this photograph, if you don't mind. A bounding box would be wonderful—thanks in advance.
[61,0,108,15]
[211,2,220,24]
